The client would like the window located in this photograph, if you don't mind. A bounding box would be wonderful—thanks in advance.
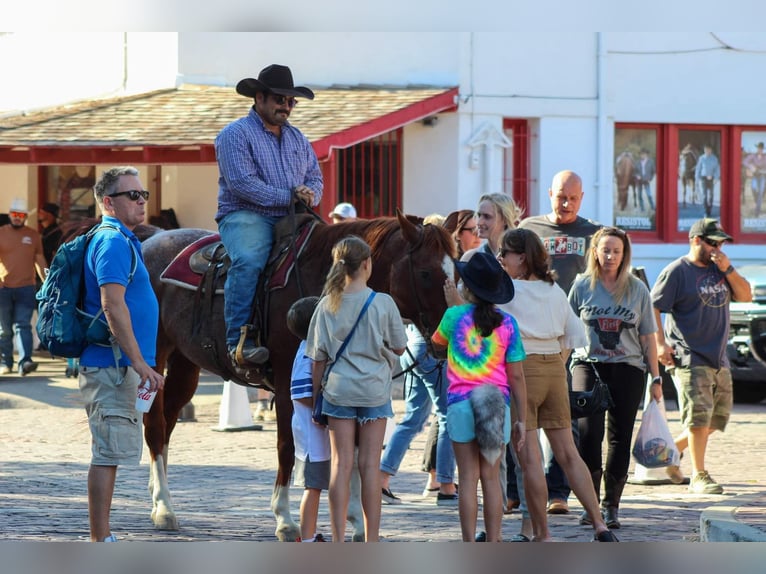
[614,123,765,243]
[335,130,402,218]
[503,119,532,215]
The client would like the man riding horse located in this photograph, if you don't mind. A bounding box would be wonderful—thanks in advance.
[215,64,322,370]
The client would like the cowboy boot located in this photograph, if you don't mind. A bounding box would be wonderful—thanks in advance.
[602,473,628,529]
[579,469,603,525]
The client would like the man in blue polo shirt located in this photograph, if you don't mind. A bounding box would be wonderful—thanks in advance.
[79,166,165,542]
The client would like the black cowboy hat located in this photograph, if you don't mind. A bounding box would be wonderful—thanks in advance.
[236,64,314,100]
[455,251,514,305]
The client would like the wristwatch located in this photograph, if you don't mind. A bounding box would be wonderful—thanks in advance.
[724,265,735,275]
[651,376,662,385]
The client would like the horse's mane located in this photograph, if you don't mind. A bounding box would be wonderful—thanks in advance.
[59,216,163,245]
[304,216,455,260]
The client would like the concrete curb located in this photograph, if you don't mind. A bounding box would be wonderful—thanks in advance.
[700,492,766,541]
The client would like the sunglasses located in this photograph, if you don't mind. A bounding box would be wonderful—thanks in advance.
[269,94,297,108]
[108,189,150,201]
[701,237,722,248]
[9,211,27,218]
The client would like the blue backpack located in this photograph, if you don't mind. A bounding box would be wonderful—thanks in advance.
[36,224,137,358]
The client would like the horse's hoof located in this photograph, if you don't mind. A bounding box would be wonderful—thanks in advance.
[352,532,366,542]
[275,524,301,542]
[151,508,180,531]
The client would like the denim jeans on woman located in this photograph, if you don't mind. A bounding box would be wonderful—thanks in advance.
[380,325,455,484]
[0,285,36,367]
[218,210,280,347]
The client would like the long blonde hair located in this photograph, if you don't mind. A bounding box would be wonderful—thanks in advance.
[322,235,372,313]
[585,226,633,303]
[478,193,523,230]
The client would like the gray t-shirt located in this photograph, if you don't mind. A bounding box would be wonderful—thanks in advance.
[306,288,407,407]
[569,274,657,371]
[519,214,602,294]
[651,256,730,369]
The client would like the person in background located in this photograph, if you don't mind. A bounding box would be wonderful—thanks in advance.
[743,141,766,218]
[497,228,617,542]
[652,218,751,494]
[306,236,407,542]
[462,194,522,262]
[78,166,164,541]
[518,169,602,515]
[38,202,63,267]
[329,202,357,223]
[569,226,661,530]
[215,64,322,369]
[634,149,656,213]
[0,198,47,376]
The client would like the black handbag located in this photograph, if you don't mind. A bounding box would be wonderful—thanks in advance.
[569,361,614,419]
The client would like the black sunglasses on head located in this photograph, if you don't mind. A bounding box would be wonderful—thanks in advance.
[108,189,150,201]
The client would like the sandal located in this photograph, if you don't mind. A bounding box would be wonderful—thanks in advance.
[510,533,531,542]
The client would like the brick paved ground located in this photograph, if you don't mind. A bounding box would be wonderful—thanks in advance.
[1,355,765,542]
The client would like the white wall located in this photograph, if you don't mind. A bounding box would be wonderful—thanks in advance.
[0,32,177,113]
[160,165,218,231]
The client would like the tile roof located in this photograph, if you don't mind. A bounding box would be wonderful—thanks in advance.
[0,84,458,151]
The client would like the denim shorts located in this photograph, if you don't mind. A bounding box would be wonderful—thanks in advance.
[446,397,511,444]
[79,365,143,466]
[322,398,393,424]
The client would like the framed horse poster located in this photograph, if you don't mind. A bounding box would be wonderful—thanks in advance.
[613,127,659,233]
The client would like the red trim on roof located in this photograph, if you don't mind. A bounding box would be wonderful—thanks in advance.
[312,87,459,161]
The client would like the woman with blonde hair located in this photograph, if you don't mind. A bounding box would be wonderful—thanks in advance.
[568,227,662,530]
[306,235,407,541]
[498,228,617,542]
[462,193,523,262]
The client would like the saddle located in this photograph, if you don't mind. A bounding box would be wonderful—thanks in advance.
[158,213,319,387]
[159,214,317,293]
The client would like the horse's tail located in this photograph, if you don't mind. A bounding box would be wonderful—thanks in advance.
[470,384,506,464]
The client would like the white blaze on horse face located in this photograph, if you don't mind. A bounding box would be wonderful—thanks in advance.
[442,255,455,285]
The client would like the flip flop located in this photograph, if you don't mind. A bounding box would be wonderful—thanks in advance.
[510,534,531,542]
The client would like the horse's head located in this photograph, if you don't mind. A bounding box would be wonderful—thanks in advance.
[387,210,456,355]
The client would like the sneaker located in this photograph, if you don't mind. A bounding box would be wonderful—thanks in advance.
[229,345,269,366]
[475,530,486,542]
[592,530,619,542]
[0,365,11,375]
[547,498,569,514]
[381,487,402,505]
[19,360,38,376]
[688,470,724,494]
[579,509,603,526]
[436,492,459,506]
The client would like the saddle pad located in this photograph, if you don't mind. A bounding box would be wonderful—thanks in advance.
[268,221,315,290]
[160,233,221,291]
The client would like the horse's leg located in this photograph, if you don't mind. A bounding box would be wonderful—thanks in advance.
[146,349,200,530]
[347,448,365,542]
[271,377,301,541]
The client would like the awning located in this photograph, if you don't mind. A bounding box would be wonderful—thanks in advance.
[0,84,459,164]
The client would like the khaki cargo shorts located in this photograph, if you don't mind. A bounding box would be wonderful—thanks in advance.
[671,365,732,431]
[79,365,143,466]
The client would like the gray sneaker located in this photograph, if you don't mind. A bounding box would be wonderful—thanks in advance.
[381,487,402,505]
[688,470,723,494]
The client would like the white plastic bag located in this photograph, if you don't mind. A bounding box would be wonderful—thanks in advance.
[631,400,680,468]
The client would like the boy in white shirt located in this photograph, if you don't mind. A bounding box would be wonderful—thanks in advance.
[288,296,329,542]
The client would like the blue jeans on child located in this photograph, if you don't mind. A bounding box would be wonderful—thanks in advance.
[380,325,455,484]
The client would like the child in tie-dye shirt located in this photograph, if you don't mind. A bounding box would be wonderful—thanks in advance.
[431,251,527,543]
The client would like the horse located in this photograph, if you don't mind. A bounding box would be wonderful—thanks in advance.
[679,145,699,207]
[614,151,635,211]
[140,211,456,541]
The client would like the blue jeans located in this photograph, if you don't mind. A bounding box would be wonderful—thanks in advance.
[0,285,37,367]
[380,325,455,484]
[218,210,280,347]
